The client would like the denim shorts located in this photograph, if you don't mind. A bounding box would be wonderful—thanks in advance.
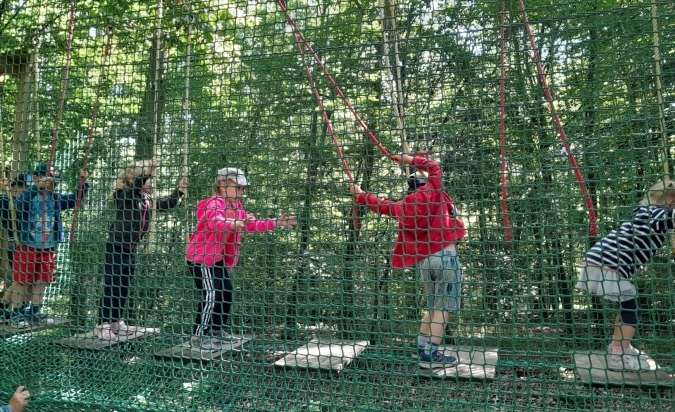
[419,249,462,313]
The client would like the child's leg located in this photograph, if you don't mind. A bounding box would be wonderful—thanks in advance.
[210,265,233,334]
[611,298,638,349]
[9,282,27,310]
[426,310,451,345]
[192,263,217,337]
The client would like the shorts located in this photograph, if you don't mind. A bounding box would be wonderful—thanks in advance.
[575,262,636,303]
[13,245,56,284]
[419,249,462,313]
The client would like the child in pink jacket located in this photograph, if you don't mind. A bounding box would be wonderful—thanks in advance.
[185,168,297,349]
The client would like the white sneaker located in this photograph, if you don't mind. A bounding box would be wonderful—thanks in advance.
[623,346,654,363]
[111,319,140,336]
[94,323,118,340]
[606,351,651,372]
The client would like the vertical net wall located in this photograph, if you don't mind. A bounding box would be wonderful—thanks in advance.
[0,0,674,410]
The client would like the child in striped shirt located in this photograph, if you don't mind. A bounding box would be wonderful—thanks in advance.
[576,179,675,371]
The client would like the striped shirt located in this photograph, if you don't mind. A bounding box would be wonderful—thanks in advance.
[585,206,675,279]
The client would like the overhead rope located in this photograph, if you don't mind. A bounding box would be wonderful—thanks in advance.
[277,0,393,162]
[283,4,360,229]
[278,0,439,230]
[182,13,193,241]
[288,18,353,182]
[649,0,675,251]
[69,25,113,247]
[46,2,75,174]
[499,0,512,244]
[41,2,74,251]
[146,0,163,251]
[31,38,42,176]
[517,0,598,238]
[380,0,409,155]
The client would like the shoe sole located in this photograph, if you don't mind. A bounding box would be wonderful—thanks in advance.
[419,360,458,369]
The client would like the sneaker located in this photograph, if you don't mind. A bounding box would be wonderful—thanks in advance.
[410,345,426,360]
[209,330,239,342]
[418,350,458,369]
[0,309,12,323]
[606,352,653,372]
[94,323,118,340]
[25,313,50,325]
[9,312,29,328]
[623,345,654,363]
[196,336,224,351]
[111,319,141,336]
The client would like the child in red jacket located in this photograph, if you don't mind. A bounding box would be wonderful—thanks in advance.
[351,154,467,368]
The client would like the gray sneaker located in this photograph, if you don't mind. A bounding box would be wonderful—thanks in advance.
[210,330,239,342]
[185,336,224,351]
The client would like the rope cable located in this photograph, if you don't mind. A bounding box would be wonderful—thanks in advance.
[517,0,598,238]
[68,25,113,247]
[499,0,512,244]
[277,0,392,160]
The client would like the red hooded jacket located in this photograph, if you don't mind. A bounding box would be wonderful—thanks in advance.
[355,156,466,268]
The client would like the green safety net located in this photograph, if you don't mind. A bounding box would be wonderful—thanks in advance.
[0,0,674,410]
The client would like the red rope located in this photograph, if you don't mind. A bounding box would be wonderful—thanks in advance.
[41,3,75,249]
[69,25,113,247]
[516,0,598,237]
[283,8,362,228]
[499,0,512,244]
[289,26,354,182]
[46,2,75,172]
[277,0,392,160]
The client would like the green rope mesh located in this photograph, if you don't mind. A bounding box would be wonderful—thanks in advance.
[0,0,674,411]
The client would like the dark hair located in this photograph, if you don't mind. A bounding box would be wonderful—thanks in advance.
[10,174,30,187]
[407,173,427,194]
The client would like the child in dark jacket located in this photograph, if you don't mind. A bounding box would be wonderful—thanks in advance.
[95,159,187,339]
[351,154,467,369]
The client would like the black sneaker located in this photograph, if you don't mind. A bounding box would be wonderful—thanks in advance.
[0,309,12,323]
[9,312,29,328]
[25,313,49,325]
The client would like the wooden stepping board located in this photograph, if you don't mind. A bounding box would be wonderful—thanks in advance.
[420,345,499,380]
[274,339,369,372]
[52,327,160,350]
[574,350,674,387]
[0,317,72,338]
[156,335,251,362]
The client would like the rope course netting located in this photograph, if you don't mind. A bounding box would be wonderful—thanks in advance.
[0,0,673,411]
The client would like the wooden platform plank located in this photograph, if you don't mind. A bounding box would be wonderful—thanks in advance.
[423,345,499,380]
[274,339,369,371]
[52,326,160,350]
[155,335,251,362]
[574,350,674,387]
[0,317,72,338]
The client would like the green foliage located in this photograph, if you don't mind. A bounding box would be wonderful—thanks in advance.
[0,0,674,410]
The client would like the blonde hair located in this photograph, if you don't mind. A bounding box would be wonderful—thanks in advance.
[640,179,675,206]
[111,159,157,199]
